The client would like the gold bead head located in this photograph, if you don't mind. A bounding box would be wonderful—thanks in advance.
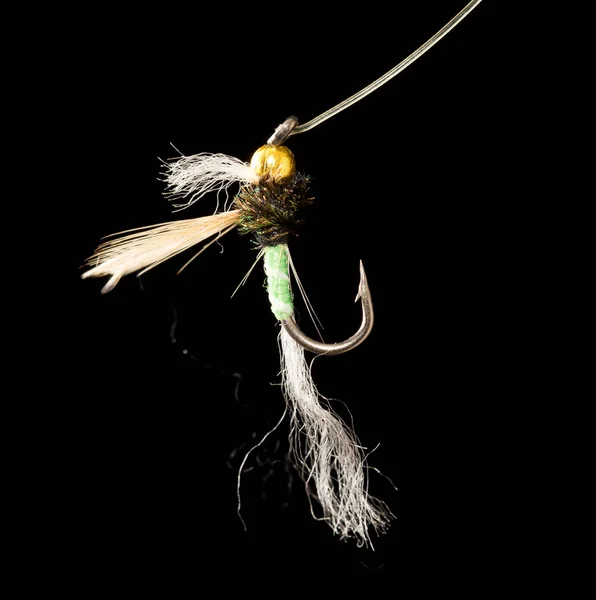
[250,144,296,184]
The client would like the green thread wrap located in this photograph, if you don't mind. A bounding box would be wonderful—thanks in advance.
[263,244,293,321]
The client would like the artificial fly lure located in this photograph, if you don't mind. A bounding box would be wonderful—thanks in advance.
[82,1,483,546]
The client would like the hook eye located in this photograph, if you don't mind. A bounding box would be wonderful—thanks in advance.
[267,116,300,146]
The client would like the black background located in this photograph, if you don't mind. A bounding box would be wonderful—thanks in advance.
[56,0,496,588]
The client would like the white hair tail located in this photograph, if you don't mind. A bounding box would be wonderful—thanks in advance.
[279,327,393,547]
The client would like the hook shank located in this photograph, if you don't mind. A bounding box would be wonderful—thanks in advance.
[281,261,374,355]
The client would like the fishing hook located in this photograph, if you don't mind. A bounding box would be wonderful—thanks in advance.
[281,261,374,355]
[267,117,375,355]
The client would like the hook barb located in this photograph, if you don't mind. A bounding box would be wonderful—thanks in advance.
[281,261,374,355]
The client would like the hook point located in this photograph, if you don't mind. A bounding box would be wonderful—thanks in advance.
[355,260,369,303]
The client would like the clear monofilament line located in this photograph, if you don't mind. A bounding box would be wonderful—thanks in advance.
[289,0,483,136]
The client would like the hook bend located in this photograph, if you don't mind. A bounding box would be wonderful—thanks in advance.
[281,261,374,355]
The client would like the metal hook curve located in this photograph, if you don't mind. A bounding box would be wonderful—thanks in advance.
[267,116,299,146]
[281,261,374,355]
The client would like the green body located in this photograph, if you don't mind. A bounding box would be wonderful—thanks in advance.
[263,244,293,321]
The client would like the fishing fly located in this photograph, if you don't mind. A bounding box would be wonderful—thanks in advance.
[82,1,483,546]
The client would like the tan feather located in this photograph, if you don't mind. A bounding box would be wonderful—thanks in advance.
[82,210,241,293]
